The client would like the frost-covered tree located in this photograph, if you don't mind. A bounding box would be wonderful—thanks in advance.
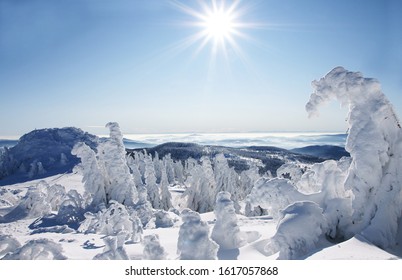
[277,163,304,185]
[3,184,51,221]
[28,161,46,178]
[127,155,144,188]
[71,142,107,209]
[173,160,185,185]
[45,183,66,211]
[183,159,216,213]
[97,122,138,206]
[79,200,143,244]
[239,162,261,195]
[306,67,402,248]
[200,156,217,212]
[177,209,219,260]
[142,234,167,260]
[211,192,246,250]
[133,185,154,227]
[213,154,242,211]
[154,210,176,228]
[159,168,172,211]
[153,152,162,183]
[56,189,86,228]
[93,232,129,260]
[144,154,160,209]
[163,154,176,184]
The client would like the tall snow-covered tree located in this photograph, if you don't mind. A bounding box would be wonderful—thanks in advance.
[159,168,172,211]
[306,67,402,248]
[144,154,161,209]
[177,209,218,260]
[211,192,246,250]
[97,122,138,206]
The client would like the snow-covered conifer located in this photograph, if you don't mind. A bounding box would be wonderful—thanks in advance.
[163,154,176,184]
[277,163,304,185]
[134,185,154,227]
[142,234,167,260]
[173,160,185,185]
[177,209,218,260]
[97,122,138,206]
[71,142,107,209]
[306,67,402,248]
[144,154,160,209]
[93,232,129,260]
[159,168,172,211]
[211,192,246,250]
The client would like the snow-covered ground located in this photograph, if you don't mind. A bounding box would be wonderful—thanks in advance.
[0,172,398,260]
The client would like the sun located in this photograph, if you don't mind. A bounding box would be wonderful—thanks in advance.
[171,0,248,58]
[202,7,236,42]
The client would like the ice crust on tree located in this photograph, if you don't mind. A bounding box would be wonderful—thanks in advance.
[211,192,246,250]
[177,209,218,260]
[307,67,402,248]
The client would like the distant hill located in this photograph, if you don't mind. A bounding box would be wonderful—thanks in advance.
[291,145,349,160]
[0,128,98,185]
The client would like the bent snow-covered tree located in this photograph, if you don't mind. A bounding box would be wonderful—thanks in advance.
[306,66,402,249]
[71,142,107,210]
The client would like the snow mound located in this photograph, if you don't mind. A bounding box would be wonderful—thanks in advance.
[1,238,67,260]
[0,234,21,258]
[266,201,327,259]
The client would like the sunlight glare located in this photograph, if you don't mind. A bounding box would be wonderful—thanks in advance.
[204,9,235,41]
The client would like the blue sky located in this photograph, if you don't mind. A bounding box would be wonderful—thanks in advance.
[1,0,401,137]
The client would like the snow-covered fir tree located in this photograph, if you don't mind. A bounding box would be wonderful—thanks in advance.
[71,142,107,210]
[159,168,172,211]
[142,234,167,260]
[211,192,246,250]
[144,154,161,209]
[177,209,218,260]
[97,122,138,206]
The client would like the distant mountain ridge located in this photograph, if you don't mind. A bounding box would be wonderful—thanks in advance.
[129,142,349,176]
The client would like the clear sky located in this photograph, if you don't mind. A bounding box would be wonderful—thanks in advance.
[1,0,401,137]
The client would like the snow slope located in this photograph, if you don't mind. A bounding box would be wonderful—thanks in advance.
[0,172,399,260]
